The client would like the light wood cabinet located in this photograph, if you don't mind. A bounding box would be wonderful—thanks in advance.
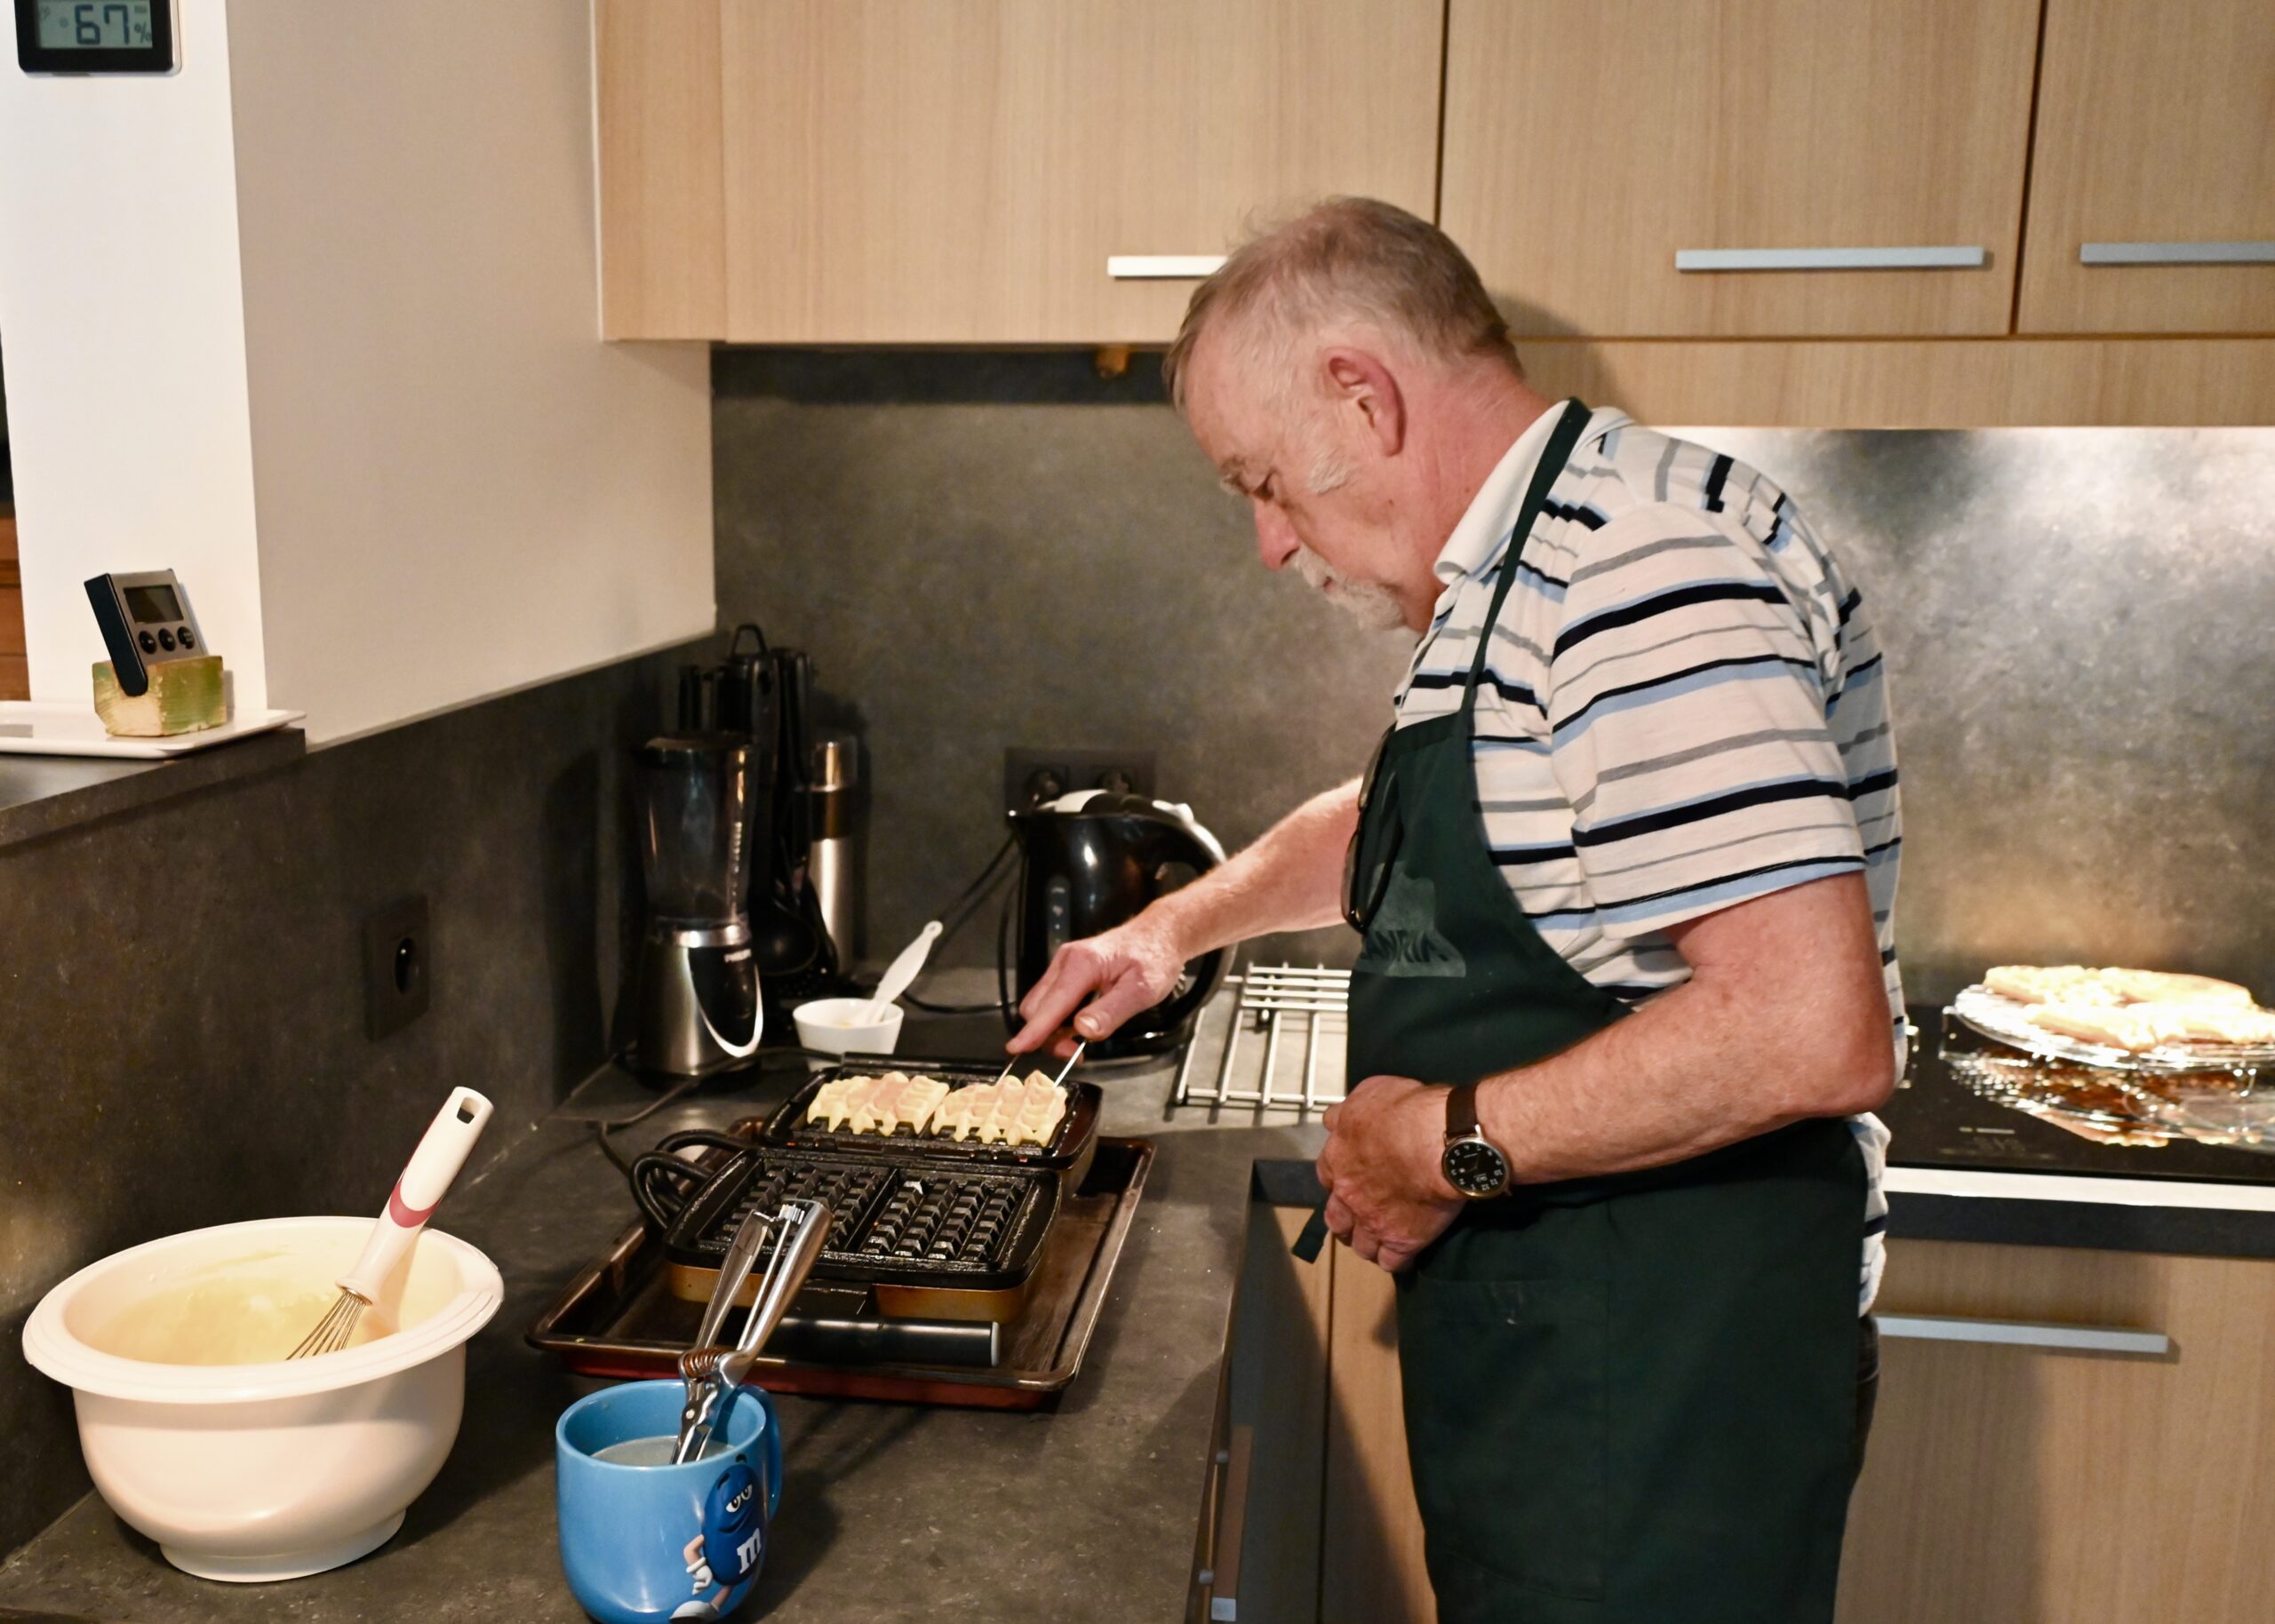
[1207,1205,1434,1624]
[1439,0,2041,338]
[595,0,2275,421]
[596,0,727,341]
[1838,1240,2275,1624]
[705,0,1441,344]
[2016,0,2275,334]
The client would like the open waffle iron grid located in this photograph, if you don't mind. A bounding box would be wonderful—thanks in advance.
[633,1129,1059,1294]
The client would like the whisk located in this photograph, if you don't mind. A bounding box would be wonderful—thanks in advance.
[290,1087,494,1358]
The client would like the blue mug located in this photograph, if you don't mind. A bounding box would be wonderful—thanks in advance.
[555,1380,784,1623]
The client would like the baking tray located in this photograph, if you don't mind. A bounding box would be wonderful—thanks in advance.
[530,1134,1153,1409]
[762,1057,1102,1183]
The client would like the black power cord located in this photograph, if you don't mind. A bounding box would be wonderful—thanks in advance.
[901,833,1024,1016]
[588,1043,885,1173]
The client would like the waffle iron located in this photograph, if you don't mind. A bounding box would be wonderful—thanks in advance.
[628,1060,1103,1325]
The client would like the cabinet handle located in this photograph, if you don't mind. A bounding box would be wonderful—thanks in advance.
[2079,240,2275,266]
[1876,1313,2168,1356]
[1106,254,1226,280]
[1673,246,1987,272]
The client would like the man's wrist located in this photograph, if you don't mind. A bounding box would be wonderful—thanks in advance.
[1440,1081,1516,1198]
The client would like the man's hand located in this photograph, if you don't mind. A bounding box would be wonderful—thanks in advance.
[1318,1076,1463,1271]
[1008,911,1191,1056]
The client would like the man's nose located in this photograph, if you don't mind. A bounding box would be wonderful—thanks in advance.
[1252,501,1300,571]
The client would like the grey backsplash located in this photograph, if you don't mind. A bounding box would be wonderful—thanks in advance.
[0,649,685,1556]
[714,351,2275,1005]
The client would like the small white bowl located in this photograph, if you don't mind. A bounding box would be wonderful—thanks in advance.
[792,995,905,1060]
[22,1215,502,1582]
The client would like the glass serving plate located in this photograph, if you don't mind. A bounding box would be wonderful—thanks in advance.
[1943,1003,2275,1152]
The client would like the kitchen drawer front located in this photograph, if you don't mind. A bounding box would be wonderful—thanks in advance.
[718,0,1442,345]
[2017,0,2275,334]
[1838,1239,2275,1624]
[1440,0,2040,338]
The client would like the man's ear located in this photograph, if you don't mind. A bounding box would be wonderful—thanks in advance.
[1321,347,1407,458]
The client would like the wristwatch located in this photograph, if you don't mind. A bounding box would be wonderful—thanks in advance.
[1441,1083,1513,1198]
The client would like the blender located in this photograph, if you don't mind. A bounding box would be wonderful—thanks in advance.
[632,736,766,1077]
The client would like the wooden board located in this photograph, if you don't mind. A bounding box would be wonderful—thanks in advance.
[1514,337,2275,426]
[2017,0,2275,334]
[1441,0,2041,338]
[0,509,25,701]
[595,0,725,339]
[717,0,1442,343]
[1837,1240,2275,1623]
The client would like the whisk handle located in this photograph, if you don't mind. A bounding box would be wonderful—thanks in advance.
[340,1087,494,1300]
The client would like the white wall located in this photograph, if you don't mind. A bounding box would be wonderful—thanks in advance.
[0,0,270,712]
[0,0,714,743]
[226,0,712,744]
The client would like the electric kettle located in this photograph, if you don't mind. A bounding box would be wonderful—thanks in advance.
[1008,791,1231,1058]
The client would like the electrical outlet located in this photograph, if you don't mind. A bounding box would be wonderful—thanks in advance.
[1002,747,1158,814]
[363,895,431,1040]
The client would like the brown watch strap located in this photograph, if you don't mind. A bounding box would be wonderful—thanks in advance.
[1446,1081,1480,1141]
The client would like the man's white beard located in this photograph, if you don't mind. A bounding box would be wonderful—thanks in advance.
[1294,545,1406,631]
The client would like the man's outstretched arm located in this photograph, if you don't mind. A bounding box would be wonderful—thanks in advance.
[1007,778,1359,1053]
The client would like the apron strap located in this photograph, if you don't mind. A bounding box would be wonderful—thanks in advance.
[1291,399,1594,1269]
[1459,399,1592,720]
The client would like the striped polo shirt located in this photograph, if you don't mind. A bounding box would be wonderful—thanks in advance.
[1394,404,1900,1310]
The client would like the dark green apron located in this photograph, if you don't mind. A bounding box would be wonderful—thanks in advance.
[1344,401,1866,1624]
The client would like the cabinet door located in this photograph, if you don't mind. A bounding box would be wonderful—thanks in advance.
[1838,1241,2275,1624]
[717,0,1442,344]
[1440,0,2041,338]
[2016,0,2275,334]
[597,0,727,339]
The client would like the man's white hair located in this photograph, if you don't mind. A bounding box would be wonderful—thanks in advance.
[1162,196,1521,415]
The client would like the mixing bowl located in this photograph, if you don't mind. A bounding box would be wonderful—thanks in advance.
[22,1214,503,1581]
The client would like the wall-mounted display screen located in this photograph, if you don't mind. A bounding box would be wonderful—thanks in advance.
[37,0,152,48]
[15,0,173,73]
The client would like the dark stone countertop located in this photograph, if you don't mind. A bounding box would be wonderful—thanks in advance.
[0,728,304,851]
[0,1058,1323,1624]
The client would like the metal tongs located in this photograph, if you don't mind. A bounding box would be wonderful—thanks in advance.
[989,1039,1085,1089]
[673,1197,832,1464]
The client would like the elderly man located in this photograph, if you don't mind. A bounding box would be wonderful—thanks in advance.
[1010,198,1900,1623]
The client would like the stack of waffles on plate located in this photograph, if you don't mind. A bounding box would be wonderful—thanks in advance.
[1984,966,2275,1052]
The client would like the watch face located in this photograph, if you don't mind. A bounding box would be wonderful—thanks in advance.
[1442,1136,1511,1198]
